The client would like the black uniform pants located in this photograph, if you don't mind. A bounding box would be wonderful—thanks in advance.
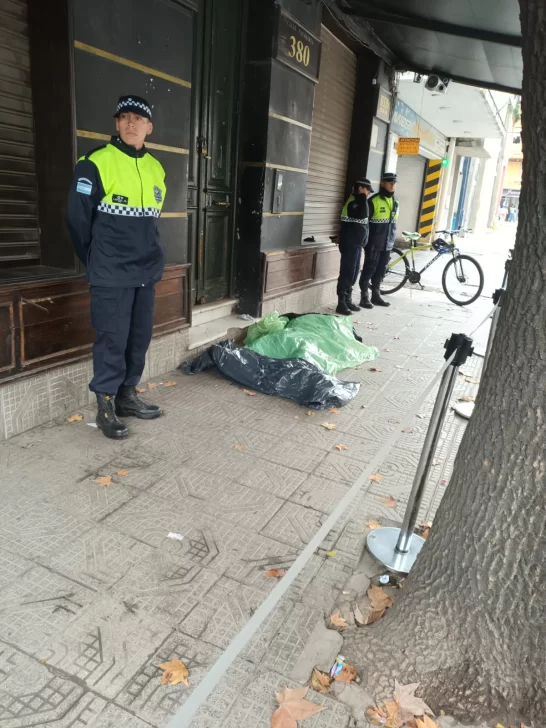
[359,248,391,292]
[336,241,362,299]
[89,285,155,395]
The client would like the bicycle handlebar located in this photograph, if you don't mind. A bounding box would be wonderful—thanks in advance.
[435,228,472,236]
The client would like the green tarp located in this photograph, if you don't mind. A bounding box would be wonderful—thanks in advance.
[244,313,379,376]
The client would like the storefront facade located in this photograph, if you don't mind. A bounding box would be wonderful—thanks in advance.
[0,0,393,437]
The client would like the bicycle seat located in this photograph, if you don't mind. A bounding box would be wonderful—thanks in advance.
[402,231,421,241]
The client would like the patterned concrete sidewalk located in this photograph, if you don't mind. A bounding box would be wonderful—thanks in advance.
[0,286,490,727]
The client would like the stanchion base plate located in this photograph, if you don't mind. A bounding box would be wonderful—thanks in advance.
[366,527,425,574]
[453,401,474,420]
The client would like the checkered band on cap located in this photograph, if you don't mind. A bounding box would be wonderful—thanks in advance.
[98,202,161,218]
[115,96,152,119]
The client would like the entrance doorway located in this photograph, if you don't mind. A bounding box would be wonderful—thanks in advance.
[188,0,243,305]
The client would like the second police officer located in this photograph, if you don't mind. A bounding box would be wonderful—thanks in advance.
[359,171,399,309]
[336,178,374,316]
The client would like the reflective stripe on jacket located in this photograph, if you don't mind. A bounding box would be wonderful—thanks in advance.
[367,192,399,251]
[67,135,166,287]
[340,194,369,247]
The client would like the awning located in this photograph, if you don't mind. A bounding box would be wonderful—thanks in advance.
[339,0,522,94]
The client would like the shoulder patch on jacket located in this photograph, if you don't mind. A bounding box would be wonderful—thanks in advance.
[76,178,93,195]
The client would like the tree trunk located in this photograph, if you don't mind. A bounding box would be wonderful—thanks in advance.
[343,2,546,723]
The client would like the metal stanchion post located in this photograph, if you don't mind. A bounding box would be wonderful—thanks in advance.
[367,333,474,574]
[454,251,511,421]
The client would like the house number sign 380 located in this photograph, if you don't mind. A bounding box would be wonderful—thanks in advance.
[276,9,322,83]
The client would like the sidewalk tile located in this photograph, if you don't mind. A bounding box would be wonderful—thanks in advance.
[42,596,171,700]
[0,642,107,727]
[0,567,95,654]
[43,526,153,591]
[179,576,292,663]
[115,633,255,727]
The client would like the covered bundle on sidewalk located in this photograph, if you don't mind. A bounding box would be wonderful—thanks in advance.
[244,313,378,376]
[182,312,379,409]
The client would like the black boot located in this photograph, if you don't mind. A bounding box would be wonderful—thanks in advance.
[116,386,162,420]
[95,393,129,439]
[336,297,352,316]
[371,288,391,307]
[346,289,360,312]
[359,288,374,309]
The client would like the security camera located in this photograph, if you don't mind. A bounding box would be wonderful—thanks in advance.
[425,75,450,94]
[413,73,423,84]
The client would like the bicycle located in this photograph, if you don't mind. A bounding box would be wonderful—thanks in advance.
[380,229,484,306]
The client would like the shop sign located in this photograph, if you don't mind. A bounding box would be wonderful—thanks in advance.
[397,137,420,155]
[275,9,322,83]
[391,99,446,157]
[376,87,392,123]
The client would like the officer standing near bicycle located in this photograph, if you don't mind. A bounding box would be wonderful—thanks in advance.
[67,95,166,440]
[336,178,374,316]
[359,172,399,309]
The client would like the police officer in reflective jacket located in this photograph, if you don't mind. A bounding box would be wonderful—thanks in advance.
[67,95,166,439]
[336,178,374,316]
[359,172,399,309]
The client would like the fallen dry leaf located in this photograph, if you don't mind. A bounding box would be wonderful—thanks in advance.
[416,413,425,419]
[402,427,413,434]
[417,521,432,540]
[306,410,315,416]
[326,550,337,557]
[95,475,113,487]
[395,365,404,369]
[416,717,440,728]
[369,473,384,483]
[148,382,158,389]
[272,686,326,727]
[265,568,286,579]
[164,381,177,387]
[295,416,300,420]
[432,460,440,466]
[368,585,394,611]
[67,414,83,423]
[380,495,397,508]
[366,706,388,725]
[329,611,348,629]
[335,664,357,682]
[366,519,382,530]
[369,367,382,372]
[321,422,337,430]
[353,602,367,626]
[311,668,331,694]
[136,387,147,393]
[234,444,245,451]
[458,395,475,402]
[384,700,400,720]
[156,658,189,687]
[394,681,434,717]
[328,407,341,415]
[116,469,129,477]
[335,444,349,451]
[243,389,257,396]
[464,376,480,384]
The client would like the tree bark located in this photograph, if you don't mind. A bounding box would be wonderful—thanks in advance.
[343,2,546,723]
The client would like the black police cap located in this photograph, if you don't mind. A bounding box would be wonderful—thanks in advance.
[114,95,152,120]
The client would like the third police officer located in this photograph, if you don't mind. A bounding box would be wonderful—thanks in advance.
[336,178,374,316]
[359,172,399,309]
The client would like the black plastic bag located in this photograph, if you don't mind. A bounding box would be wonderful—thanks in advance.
[182,340,359,409]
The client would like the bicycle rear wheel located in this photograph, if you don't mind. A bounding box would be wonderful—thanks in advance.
[380,247,410,294]
[442,254,484,305]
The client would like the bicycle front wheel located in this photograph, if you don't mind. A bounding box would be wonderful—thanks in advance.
[380,247,410,294]
[442,254,484,305]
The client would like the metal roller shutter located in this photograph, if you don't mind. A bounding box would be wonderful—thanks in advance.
[0,0,40,265]
[395,154,427,238]
[302,27,356,242]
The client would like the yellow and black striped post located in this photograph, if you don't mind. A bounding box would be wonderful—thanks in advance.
[418,159,443,239]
